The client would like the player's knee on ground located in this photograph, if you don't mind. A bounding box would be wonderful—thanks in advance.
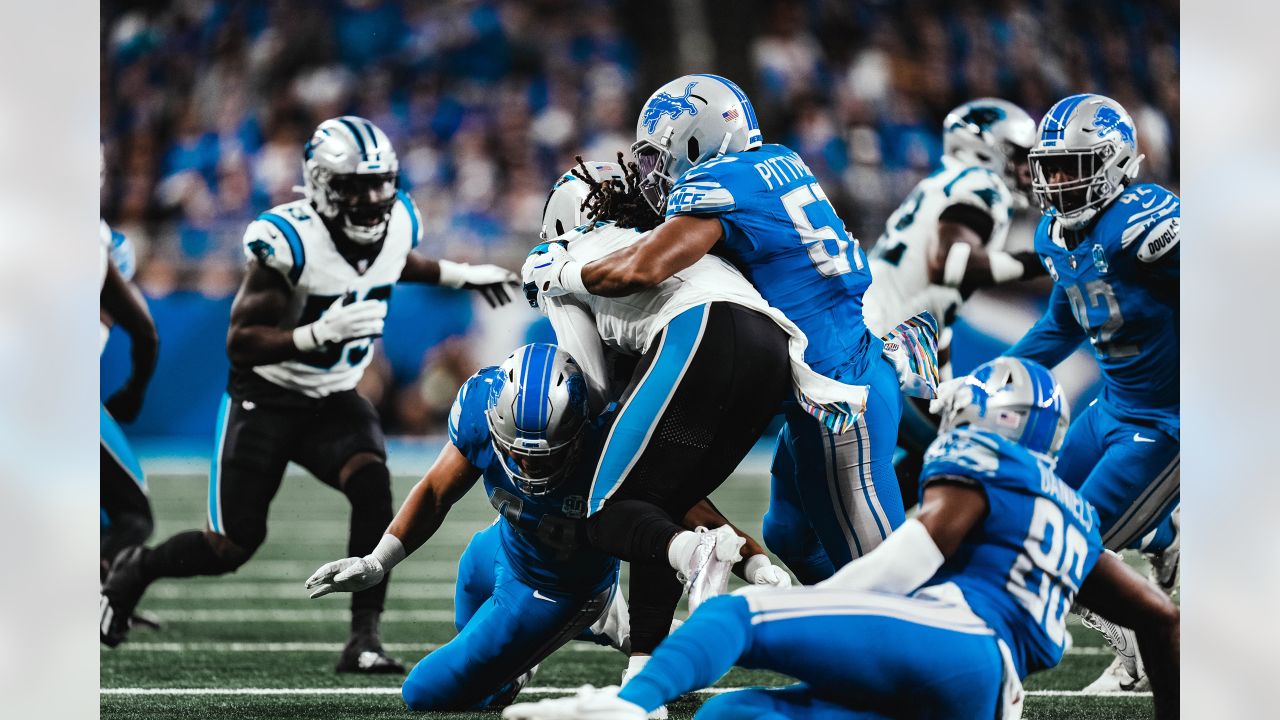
[695,690,787,720]
[400,640,517,711]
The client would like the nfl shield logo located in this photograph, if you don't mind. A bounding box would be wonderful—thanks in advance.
[1091,244,1109,274]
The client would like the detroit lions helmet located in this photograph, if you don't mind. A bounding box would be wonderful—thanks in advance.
[1029,94,1143,230]
[935,357,1070,458]
[302,116,399,244]
[943,98,1037,207]
[631,74,762,214]
[485,343,590,496]
[540,160,628,239]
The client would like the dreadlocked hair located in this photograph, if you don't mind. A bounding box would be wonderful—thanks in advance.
[571,153,663,232]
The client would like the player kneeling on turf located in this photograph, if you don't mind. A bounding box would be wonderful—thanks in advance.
[306,343,787,711]
[503,357,1179,720]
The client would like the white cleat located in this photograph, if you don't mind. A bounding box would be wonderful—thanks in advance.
[490,664,541,707]
[622,656,666,720]
[589,589,632,655]
[684,526,745,613]
[502,685,646,720]
[1145,507,1180,596]
[1078,607,1148,693]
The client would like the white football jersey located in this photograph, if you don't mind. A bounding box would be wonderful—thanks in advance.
[862,156,1014,338]
[242,192,422,398]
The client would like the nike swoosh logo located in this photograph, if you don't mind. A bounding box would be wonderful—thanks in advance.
[1133,433,1156,443]
[534,262,553,269]
[532,590,557,603]
[1142,196,1157,209]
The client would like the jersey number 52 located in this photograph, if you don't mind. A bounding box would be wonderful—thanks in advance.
[781,182,864,278]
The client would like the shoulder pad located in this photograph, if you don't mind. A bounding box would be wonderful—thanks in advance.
[942,166,1009,213]
[1114,184,1180,255]
[922,428,1002,484]
[101,220,137,281]
[448,368,500,461]
[667,162,739,217]
[395,190,423,248]
[244,212,304,285]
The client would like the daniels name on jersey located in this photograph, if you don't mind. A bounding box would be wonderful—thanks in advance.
[242,192,422,398]
[864,157,1014,337]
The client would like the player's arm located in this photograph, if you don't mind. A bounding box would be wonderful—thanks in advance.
[527,215,722,298]
[1001,283,1087,369]
[225,263,386,367]
[543,295,609,412]
[682,499,790,587]
[399,251,519,307]
[928,205,1044,296]
[1075,553,1180,719]
[306,443,481,598]
[818,479,986,593]
[101,260,159,422]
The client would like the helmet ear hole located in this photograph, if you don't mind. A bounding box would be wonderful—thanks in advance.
[555,219,565,236]
[687,136,701,164]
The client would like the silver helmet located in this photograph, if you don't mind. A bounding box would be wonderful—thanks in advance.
[540,160,628,240]
[943,98,1037,208]
[302,116,399,244]
[631,74,762,214]
[936,357,1070,457]
[1029,94,1143,230]
[485,343,590,496]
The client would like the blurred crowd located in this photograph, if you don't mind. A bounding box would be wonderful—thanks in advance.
[100,0,1178,435]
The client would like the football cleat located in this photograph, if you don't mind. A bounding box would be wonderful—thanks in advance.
[100,545,151,647]
[589,589,631,654]
[488,664,541,707]
[335,633,405,674]
[621,657,666,720]
[1145,507,1180,596]
[502,685,646,720]
[130,609,163,631]
[683,526,745,613]
[1078,606,1148,693]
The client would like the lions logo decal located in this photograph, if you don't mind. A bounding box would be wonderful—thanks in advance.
[640,82,702,134]
[1092,106,1135,147]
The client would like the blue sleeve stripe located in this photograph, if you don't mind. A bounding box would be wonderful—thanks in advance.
[258,212,305,284]
[943,166,984,196]
[397,190,421,248]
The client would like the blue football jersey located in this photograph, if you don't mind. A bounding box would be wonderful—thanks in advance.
[449,367,618,594]
[665,144,879,380]
[918,428,1104,678]
[1006,184,1179,436]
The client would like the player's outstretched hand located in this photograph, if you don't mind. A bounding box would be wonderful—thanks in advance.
[305,556,385,598]
[437,260,520,308]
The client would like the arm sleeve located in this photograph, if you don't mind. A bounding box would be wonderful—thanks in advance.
[1003,283,1086,368]
[543,296,609,413]
[243,216,301,285]
[816,519,944,594]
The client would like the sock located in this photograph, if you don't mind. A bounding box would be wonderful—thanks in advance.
[619,596,751,712]
[140,530,230,581]
[351,607,381,638]
[666,531,700,572]
[625,654,650,678]
[1137,516,1177,554]
[628,560,684,655]
[343,462,394,614]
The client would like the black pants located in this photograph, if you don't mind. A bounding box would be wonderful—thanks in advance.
[101,410,153,569]
[583,302,791,652]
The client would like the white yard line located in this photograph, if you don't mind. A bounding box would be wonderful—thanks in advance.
[149,609,457,622]
[115,641,1108,656]
[147,582,457,600]
[101,686,1149,698]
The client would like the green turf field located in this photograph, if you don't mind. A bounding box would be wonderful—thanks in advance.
[101,462,1156,719]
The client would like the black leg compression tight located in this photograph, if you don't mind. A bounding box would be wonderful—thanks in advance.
[628,559,687,655]
[342,461,394,616]
[585,499,684,564]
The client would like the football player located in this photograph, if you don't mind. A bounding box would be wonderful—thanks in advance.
[304,344,787,711]
[99,217,158,580]
[99,116,520,673]
[529,157,871,701]
[502,358,1180,720]
[998,94,1180,691]
[858,98,1043,510]
[524,75,904,586]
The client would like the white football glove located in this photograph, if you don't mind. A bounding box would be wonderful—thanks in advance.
[293,297,386,352]
[305,556,385,599]
[733,555,792,595]
[437,260,520,307]
[521,242,584,305]
[928,376,969,415]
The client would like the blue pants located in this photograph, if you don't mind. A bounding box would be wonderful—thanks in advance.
[619,589,1004,720]
[402,525,615,711]
[1054,401,1179,552]
[764,355,904,580]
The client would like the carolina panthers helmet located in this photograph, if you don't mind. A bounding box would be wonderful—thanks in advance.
[540,160,628,240]
[1029,94,1143,230]
[302,116,399,244]
[631,74,762,214]
[485,343,590,496]
[935,357,1070,457]
[942,98,1037,207]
